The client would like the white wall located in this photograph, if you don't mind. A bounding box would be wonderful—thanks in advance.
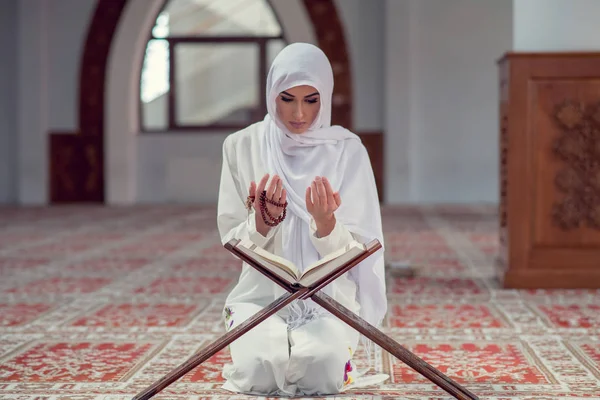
[47,0,98,131]
[514,0,600,51]
[384,0,414,203]
[385,0,513,204]
[137,134,227,203]
[17,0,48,205]
[12,0,96,205]
[0,0,18,204]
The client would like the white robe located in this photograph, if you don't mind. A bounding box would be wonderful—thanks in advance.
[216,42,387,396]
[217,122,366,396]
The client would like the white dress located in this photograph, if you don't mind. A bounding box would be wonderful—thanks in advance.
[217,122,364,396]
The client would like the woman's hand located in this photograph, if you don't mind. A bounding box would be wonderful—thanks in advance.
[249,174,286,237]
[306,176,341,237]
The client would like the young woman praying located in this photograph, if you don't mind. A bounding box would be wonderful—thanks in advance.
[217,42,386,396]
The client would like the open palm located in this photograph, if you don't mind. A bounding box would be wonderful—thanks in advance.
[306,176,341,222]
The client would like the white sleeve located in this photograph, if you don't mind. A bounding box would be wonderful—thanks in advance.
[217,136,278,247]
[247,209,278,247]
[308,217,357,257]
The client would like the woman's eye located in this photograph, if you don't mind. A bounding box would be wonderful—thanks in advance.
[306,99,319,104]
[280,97,293,103]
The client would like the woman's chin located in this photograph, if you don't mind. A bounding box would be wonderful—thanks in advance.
[287,127,308,134]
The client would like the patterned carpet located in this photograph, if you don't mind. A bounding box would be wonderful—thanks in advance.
[0,205,599,399]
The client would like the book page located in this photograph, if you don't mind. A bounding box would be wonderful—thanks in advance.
[237,239,300,279]
[234,244,300,286]
[234,239,368,288]
[302,241,364,275]
[298,245,366,288]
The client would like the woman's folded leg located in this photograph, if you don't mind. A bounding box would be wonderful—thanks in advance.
[221,302,290,395]
[286,315,360,395]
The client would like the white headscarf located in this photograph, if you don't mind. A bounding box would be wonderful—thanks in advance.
[261,43,387,330]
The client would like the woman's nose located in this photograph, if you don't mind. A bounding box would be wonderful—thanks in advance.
[292,103,305,119]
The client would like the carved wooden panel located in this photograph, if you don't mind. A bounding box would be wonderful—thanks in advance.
[552,100,600,230]
[530,81,600,249]
[497,52,600,288]
[49,133,103,203]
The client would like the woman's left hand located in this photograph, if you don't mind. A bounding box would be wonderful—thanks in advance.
[306,176,341,224]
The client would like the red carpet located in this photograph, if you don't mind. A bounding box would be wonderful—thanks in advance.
[0,206,599,399]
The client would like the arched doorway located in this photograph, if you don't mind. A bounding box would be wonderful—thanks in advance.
[49,0,357,203]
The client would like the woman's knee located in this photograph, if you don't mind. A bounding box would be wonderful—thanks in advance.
[230,350,288,392]
[295,346,349,393]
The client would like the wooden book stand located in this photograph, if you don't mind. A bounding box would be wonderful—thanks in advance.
[133,239,480,400]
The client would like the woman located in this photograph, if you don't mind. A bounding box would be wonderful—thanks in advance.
[217,42,386,396]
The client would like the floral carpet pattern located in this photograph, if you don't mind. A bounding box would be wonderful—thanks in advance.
[0,206,599,399]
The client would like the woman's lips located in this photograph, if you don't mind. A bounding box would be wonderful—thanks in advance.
[289,121,305,129]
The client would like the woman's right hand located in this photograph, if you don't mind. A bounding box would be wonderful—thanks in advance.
[249,174,286,237]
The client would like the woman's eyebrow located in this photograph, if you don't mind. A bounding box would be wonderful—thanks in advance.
[280,91,320,98]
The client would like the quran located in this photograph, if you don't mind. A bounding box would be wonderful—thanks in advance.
[234,238,367,287]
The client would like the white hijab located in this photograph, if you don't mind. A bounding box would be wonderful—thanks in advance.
[261,43,387,330]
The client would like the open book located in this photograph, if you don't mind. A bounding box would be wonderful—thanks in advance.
[233,239,367,288]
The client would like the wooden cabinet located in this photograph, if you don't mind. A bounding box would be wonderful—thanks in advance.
[497,52,600,288]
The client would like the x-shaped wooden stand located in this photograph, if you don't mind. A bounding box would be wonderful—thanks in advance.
[133,239,480,400]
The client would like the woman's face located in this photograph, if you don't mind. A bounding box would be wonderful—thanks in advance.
[275,85,320,134]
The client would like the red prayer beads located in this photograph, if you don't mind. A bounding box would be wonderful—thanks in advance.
[259,190,287,226]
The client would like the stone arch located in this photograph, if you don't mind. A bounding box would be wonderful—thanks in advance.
[49,0,353,203]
